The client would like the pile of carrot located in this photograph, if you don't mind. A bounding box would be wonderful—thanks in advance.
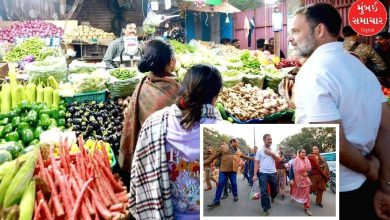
[33,136,129,220]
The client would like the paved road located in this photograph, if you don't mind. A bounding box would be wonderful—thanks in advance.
[203,174,336,217]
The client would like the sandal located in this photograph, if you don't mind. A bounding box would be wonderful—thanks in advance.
[204,187,212,191]
[305,209,312,216]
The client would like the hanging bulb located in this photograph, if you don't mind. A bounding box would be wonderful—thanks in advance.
[165,22,169,28]
[225,13,230,23]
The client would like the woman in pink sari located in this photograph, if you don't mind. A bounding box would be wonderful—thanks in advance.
[288,149,312,216]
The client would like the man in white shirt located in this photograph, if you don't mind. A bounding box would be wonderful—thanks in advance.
[289,3,390,219]
[253,134,281,216]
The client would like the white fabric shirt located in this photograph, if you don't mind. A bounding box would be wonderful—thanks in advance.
[255,146,276,174]
[294,42,386,192]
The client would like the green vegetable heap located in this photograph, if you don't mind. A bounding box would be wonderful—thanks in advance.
[110,68,137,80]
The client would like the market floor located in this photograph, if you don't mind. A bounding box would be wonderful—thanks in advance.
[203,174,336,217]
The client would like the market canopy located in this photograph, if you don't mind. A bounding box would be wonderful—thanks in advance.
[187,1,241,13]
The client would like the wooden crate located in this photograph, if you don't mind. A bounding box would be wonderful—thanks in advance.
[0,63,9,78]
[81,44,108,59]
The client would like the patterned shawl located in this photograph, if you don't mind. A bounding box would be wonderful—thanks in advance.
[119,74,180,172]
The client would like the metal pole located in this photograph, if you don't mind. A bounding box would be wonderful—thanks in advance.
[253,126,256,147]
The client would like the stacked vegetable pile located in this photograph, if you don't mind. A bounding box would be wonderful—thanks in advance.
[34,137,129,219]
[218,84,289,121]
[4,37,61,63]
[240,50,261,75]
[110,68,137,80]
[0,20,63,43]
[0,75,66,149]
[0,148,39,219]
[63,25,116,42]
[1,74,61,113]
[107,68,141,98]
[66,99,123,153]
[0,100,66,149]
[51,139,116,168]
[169,40,196,54]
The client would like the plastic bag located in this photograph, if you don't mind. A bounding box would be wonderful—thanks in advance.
[68,69,110,93]
[249,181,260,200]
[69,60,105,74]
[26,56,68,84]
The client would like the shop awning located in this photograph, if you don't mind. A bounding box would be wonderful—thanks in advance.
[187,1,241,13]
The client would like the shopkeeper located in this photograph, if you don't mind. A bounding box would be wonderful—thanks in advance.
[103,22,138,69]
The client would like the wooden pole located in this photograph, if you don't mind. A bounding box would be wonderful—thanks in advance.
[274,31,280,57]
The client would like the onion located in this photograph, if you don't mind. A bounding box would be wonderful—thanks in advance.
[0,20,64,43]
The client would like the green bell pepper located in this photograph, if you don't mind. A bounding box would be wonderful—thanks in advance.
[8,108,20,119]
[29,139,39,145]
[39,114,51,127]
[32,103,44,113]
[20,116,27,123]
[39,109,51,118]
[57,118,66,127]
[48,119,57,129]
[21,129,34,145]
[0,118,9,126]
[17,122,30,136]
[26,110,38,125]
[5,131,19,142]
[11,116,20,128]
[49,109,59,119]
[0,113,8,120]
[59,105,66,112]
[34,126,44,139]
[0,126,4,138]
[58,110,66,119]
[18,101,32,111]
[4,124,13,134]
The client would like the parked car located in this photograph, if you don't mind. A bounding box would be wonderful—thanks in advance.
[321,152,336,172]
[321,152,336,193]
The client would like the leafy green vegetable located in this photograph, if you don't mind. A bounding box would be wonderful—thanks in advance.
[169,40,196,54]
[4,38,45,62]
[240,50,261,74]
[110,68,137,80]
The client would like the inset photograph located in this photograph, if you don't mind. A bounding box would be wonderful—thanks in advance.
[202,125,337,217]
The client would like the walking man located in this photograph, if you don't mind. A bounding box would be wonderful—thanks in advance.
[253,134,281,216]
[205,139,253,207]
[204,146,218,191]
[308,146,329,207]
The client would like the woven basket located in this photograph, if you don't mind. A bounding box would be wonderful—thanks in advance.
[107,75,144,98]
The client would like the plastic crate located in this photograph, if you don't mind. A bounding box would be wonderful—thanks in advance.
[63,90,107,104]
[109,146,117,170]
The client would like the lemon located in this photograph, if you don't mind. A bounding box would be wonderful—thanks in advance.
[271,56,280,65]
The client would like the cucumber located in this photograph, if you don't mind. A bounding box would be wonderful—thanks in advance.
[216,103,228,120]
